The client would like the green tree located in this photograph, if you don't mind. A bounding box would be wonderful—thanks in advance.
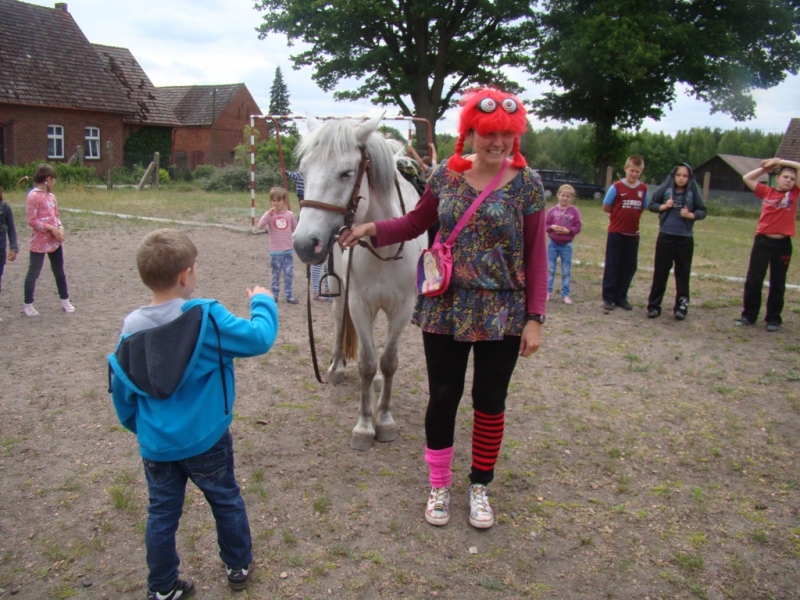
[530,0,800,182]
[255,0,537,144]
[268,67,298,136]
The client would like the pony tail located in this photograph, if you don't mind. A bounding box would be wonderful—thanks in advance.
[17,175,30,186]
[447,134,473,173]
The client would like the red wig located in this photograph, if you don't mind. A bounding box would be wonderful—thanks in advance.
[448,87,528,173]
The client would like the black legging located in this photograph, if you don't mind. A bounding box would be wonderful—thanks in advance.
[24,246,68,304]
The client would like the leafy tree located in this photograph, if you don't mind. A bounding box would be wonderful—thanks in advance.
[530,0,800,182]
[268,67,298,136]
[255,0,537,144]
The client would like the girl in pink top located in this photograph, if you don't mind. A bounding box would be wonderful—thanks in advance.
[257,186,298,303]
[22,164,74,316]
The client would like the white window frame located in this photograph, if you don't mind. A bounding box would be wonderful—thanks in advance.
[84,127,101,160]
[47,125,64,159]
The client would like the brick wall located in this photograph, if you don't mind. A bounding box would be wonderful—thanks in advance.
[0,104,125,174]
[172,88,263,169]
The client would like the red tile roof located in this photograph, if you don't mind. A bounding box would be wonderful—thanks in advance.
[0,0,135,114]
[157,84,246,126]
[776,118,800,163]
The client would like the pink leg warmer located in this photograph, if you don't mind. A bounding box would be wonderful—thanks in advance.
[425,446,454,488]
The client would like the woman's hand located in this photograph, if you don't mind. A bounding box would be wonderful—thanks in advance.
[519,320,541,357]
[338,222,377,249]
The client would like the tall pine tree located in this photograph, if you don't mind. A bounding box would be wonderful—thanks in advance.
[268,67,296,136]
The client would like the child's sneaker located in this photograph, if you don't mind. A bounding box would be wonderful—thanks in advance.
[468,483,494,529]
[22,303,39,317]
[146,578,195,600]
[286,297,299,305]
[226,564,253,591]
[425,486,450,526]
[61,298,75,313]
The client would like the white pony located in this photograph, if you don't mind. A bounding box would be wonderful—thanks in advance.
[292,115,426,451]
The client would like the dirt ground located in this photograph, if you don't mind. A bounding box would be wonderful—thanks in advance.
[1,217,799,600]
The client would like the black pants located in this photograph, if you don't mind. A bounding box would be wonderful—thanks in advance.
[602,232,639,304]
[24,246,69,304]
[742,235,792,325]
[647,233,694,313]
[422,331,519,484]
[0,244,6,290]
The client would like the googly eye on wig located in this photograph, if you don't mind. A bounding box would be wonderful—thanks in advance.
[501,98,518,113]
[478,98,497,113]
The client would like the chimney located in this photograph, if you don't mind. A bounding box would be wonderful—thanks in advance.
[54,3,68,12]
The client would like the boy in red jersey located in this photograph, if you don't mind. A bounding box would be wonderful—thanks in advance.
[601,156,649,311]
[736,158,800,332]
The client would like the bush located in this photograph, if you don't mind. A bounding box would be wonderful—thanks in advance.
[0,161,95,190]
[201,164,282,192]
[158,169,170,185]
[193,165,215,180]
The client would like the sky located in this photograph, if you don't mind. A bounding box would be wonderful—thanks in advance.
[28,0,800,138]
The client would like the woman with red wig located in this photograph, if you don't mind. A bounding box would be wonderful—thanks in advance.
[340,87,547,529]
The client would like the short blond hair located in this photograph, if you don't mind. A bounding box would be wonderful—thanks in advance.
[136,229,198,291]
[269,187,289,202]
[625,155,645,169]
[557,184,576,196]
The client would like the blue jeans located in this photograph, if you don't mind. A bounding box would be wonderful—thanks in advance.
[143,429,252,592]
[271,252,294,299]
[547,240,573,297]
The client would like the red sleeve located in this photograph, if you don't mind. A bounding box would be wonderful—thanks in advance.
[524,209,548,315]
[372,186,439,247]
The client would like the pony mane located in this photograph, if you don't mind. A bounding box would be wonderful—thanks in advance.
[296,119,401,196]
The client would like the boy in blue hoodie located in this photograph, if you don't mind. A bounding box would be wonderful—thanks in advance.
[108,229,279,600]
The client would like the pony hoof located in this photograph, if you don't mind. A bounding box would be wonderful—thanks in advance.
[328,370,346,385]
[375,425,398,443]
[349,433,375,451]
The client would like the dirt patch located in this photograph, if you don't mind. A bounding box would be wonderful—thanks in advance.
[1,217,799,599]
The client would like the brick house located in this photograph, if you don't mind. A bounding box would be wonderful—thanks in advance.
[0,0,262,174]
[158,84,262,170]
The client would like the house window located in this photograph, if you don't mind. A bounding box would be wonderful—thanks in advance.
[47,125,64,159]
[84,127,100,159]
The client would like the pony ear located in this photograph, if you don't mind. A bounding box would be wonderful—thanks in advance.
[306,113,320,132]
[356,113,384,144]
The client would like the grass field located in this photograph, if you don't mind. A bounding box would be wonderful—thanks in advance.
[3,184,794,288]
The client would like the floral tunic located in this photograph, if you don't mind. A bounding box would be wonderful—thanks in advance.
[412,164,546,342]
[26,188,63,254]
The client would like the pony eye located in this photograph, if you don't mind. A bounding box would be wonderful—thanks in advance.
[501,98,518,113]
[477,98,497,113]
[340,170,354,179]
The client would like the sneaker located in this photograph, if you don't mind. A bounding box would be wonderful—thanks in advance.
[226,564,253,591]
[766,322,780,333]
[546,292,552,301]
[602,300,615,311]
[61,298,75,313]
[425,486,450,526]
[563,296,572,305]
[146,578,196,600]
[22,303,39,317]
[674,297,688,320]
[286,297,299,305]
[468,484,494,529]
[647,309,660,319]
[735,317,754,327]
[616,300,633,311]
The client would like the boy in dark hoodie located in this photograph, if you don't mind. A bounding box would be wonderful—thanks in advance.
[646,163,707,320]
[0,191,19,294]
[108,229,279,600]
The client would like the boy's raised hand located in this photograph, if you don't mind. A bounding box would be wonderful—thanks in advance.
[247,286,272,298]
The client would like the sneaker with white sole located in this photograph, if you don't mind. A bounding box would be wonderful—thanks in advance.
[61,298,75,313]
[226,564,253,591]
[425,486,450,526]
[22,303,39,317]
[146,578,195,600]
[468,484,494,529]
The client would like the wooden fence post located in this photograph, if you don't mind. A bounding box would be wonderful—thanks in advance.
[154,152,160,189]
[106,141,113,190]
[703,172,710,202]
[605,166,614,190]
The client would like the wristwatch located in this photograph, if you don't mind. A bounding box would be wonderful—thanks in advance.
[526,313,546,325]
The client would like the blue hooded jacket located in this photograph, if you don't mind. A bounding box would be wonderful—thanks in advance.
[108,295,278,462]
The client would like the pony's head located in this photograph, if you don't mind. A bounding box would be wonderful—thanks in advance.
[292,115,402,264]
